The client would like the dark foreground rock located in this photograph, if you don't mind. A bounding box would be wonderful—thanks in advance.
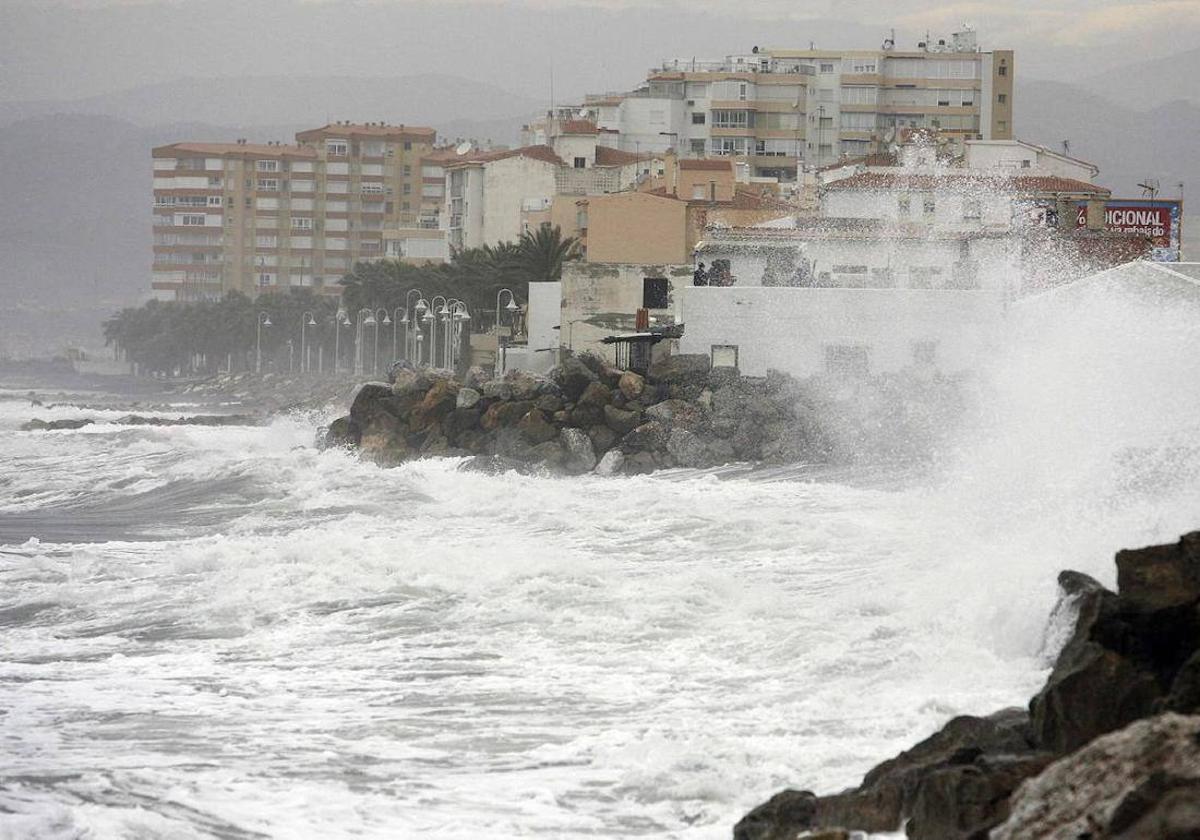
[321,354,835,476]
[21,413,262,431]
[735,531,1200,839]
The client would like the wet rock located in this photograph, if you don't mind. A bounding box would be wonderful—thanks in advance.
[552,356,598,401]
[560,428,596,474]
[456,454,536,475]
[1163,650,1200,713]
[906,752,1054,840]
[505,370,543,401]
[410,379,459,431]
[456,387,481,409]
[578,381,612,408]
[482,380,513,401]
[705,437,736,465]
[648,353,710,385]
[535,394,564,414]
[518,409,559,444]
[620,421,668,453]
[21,418,94,431]
[604,404,641,435]
[594,449,624,476]
[994,713,1200,840]
[623,451,658,475]
[645,398,704,431]
[618,370,645,400]
[588,424,618,455]
[529,440,566,469]
[666,428,709,468]
[492,428,534,462]
[462,366,490,390]
[442,408,482,442]
[480,400,535,431]
[1116,531,1200,612]
[733,789,817,840]
[322,415,360,448]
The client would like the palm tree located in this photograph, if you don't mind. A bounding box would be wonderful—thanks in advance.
[517,224,581,282]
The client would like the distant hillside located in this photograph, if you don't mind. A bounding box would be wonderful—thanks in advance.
[1017,78,1197,199]
[1075,47,1200,110]
[0,74,539,141]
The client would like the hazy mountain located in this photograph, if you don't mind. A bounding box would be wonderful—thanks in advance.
[1016,78,1197,199]
[1074,47,1200,110]
[0,74,540,140]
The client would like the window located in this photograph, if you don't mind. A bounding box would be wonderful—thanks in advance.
[180,214,207,226]
[832,264,869,287]
[923,196,936,215]
[257,179,278,191]
[909,266,943,288]
[403,141,412,150]
[870,267,895,287]
[642,277,669,309]
[820,62,835,73]
[841,86,878,105]
[913,340,938,366]
[256,160,279,172]
[825,345,869,377]
[361,182,384,195]
[998,63,1007,77]
[256,234,277,248]
[402,183,412,195]
[963,199,981,219]
[711,109,753,128]
[1020,159,1031,168]
[291,217,313,230]
[692,113,706,125]
[403,165,412,176]
[574,156,587,169]
[326,139,348,156]
[690,139,706,154]
[738,82,747,100]
[850,61,876,74]
[898,196,911,216]
[258,272,275,286]
[711,345,739,369]
[692,184,707,200]
[998,120,1008,132]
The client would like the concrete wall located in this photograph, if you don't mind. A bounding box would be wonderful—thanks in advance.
[464,157,558,247]
[676,285,1005,377]
[965,141,1096,183]
[561,261,692,361]
[584,192,690,265]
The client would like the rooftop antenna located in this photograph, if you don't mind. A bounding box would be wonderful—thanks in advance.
[1061,139,1070,156]
[1138,178,1160,199]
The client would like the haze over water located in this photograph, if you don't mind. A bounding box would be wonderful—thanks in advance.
[2,278,1199,838]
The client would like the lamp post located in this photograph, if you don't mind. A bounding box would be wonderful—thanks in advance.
[355,307,374,376]
[372,307,391,376]
[255,311,272,374]
[405,289,424,361]
[424,295,448,369]
[300,311,316,374]
[495,288,519,333]
[449,300,471,370]
[391,306,407,364]
[333,306,350,373]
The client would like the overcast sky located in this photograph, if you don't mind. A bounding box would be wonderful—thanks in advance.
[2,0,1197,103]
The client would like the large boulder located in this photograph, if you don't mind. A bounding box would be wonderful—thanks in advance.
[733,790,817,840]
[594,449,625,476]
[517,409,559,444]
[409,378,460,431]
[647,353,710,386]
[588,424,618,455]
[618,370,645,400]
[456,387,481,409]
[1030,571,1163,754]
[480,400,535,432]
[604,404,642,435]
[505,370,543,401]
[905,752,1054,840]
[666,428,709,468]
[552,356,598,401]
[644,398,704,431]
[322,415,360,448]
[620,421,668,453]
[560,428,596,474]
[1116,531,1200,612]
[349,382,406,428]
[993,713,1200,840]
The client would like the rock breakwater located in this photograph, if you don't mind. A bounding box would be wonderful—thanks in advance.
[734,532,1200,840]
[322,354,830,475]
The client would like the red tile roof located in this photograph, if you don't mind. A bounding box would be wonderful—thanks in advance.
[823,171,1109,196]
[295,123,437,141]
[679,158,733,171]
[559,119,599,135]
[152,142,317,159]
[443,144,565,168]
[594,146,645,167]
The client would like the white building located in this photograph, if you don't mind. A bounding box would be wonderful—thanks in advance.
[964,139,1099,182]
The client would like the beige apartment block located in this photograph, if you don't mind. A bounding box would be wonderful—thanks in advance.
[151,122,436,301]
[581,28,1012,181]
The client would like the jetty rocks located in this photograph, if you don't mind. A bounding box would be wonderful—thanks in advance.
[322,354,829,475]
[735,531,1200,840]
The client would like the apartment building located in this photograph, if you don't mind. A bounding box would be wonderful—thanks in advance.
[151,122,436,300]
[582,27,1012,180]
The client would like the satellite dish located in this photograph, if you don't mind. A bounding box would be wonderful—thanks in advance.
[455,141,473,156]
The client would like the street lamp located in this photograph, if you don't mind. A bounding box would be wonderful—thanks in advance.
[427,295,449,369]
[496,288,519,333]
[300,311,316,374]
[391,306,406,364]
[448,300,471,370]
[355,307,374,376]
[404,289,424,361]
[333,306,350,374]
[255,311,272,374]
[372,307,391,376]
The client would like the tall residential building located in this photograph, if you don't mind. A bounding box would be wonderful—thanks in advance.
[582,27,1012,181]
[151,122,436,301]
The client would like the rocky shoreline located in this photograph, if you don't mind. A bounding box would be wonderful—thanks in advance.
[735,532,1200,840]
[321,353,965,475]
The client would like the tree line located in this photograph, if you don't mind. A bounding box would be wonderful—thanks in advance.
[104,225,581,376]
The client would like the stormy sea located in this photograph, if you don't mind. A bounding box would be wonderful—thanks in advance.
[3,288,1200,840]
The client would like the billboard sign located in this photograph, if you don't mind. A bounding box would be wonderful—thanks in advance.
[1076,199,1183,262]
